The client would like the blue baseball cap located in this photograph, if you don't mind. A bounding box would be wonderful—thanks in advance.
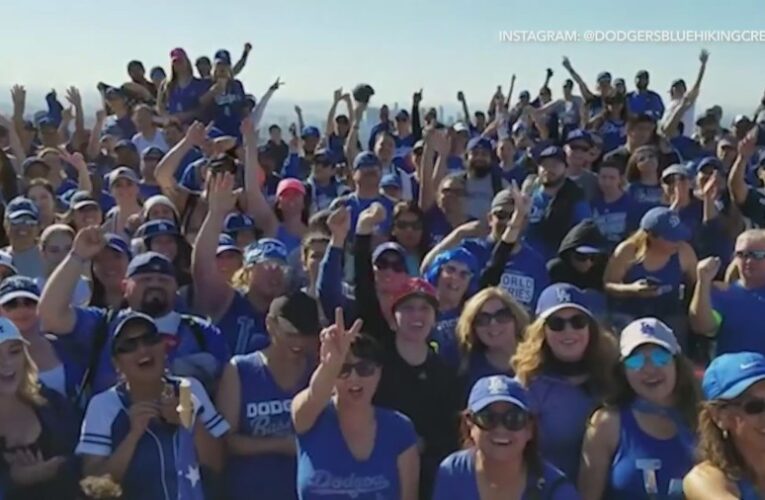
[468,375,530,413]
[661,163,691,181]
[597,71,612,82]
[640,207,690,242]
[107,166,139,188]
[104,233,131,258]
[114,139,137,152]
[372,241,406,264]
[5,197,39,222]
[467,136,493,152]
[301,126,321,139]
[112,311,158,349]
[244,238,288,266]
[703,352,765,401]
[535,283,593,320]
[565,129,594,147]
[395,109,410,121]
[0,276,40,305]
[37,115,56,129]
[380,173,402,189]
[126,251,175,279]
[142,147,165,160]
[217,234,242,255]
[214,49,232,65]
[536,145,566,164]
[134,219,179,242]
[695,156,723,175]
[224,212,255,233]
[519,90,531,100]
[69,191,99,211]
[207,127,231,141]
[353,151,381,170]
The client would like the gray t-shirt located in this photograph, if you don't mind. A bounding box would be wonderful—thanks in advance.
[10,247,44,278]
[554,96,585,126]
[568,170,599,202]
[465,174,510,219]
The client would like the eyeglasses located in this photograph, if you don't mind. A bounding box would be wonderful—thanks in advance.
[545,313,589,332]
[492,210,512,221]
[735,250,765,261]
[442,264,473,280]
[375,258,406,273]
[730,397,765,416]
[474,307,515,328]
[623,348,673,371]
[2,298,37,310]
[339,360,378,378]
[113,332,163,355]
[471,406,529,431]
[395,220,423,231]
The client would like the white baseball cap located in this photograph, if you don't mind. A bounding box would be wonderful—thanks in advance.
[620,317,680,359]
[0,251,17,275]
[0,317,28,346]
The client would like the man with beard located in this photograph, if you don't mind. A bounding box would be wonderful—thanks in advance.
[462,136,508,220]
[627,69,665,120]
[38,226,229,400]
[3,197,44,278]
[525,145,590,261]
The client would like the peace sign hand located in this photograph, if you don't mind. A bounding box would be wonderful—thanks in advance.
[319,308,363,369]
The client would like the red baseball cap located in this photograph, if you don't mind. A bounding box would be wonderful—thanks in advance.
[391,278,438,314]
[170,48,188,62]
[276,178,306,198]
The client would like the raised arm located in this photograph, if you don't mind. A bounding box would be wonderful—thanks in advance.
[39,226,105,334]
[86,110,107,161]
[324,89,343,138]
[411,89,423,141]
[292,310,363,434]
[251,77,281,131]
[241,120,278,237]
[62,151,93,194]
[728,129,756,207]
[155,122,206,209]
[457,91,470,124]
[689,257,721,337]
[562,56,595,101]
[660,94,695,137]
[417,131,438,213]
[294,105,305,134]
[688,50,709,104]
[191,173,237,321]
[0,114,26,173]
[421,220,488,273]
[66,87,86,151]
[344,102,365,165]
[231,43,252,77]
[504,74,516,108]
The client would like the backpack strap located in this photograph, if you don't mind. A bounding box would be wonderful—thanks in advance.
[179,314,208,351]
[74,308,118,408]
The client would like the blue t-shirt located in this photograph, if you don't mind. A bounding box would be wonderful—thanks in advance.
[167,78,212,117]
[607,407,693,500]
[526,188,592,261]
[425,206,468,245]
[67,308,229,396]
[330,193,395,236]
[502,164,529,187]
[627,91,665,120]
[463,350,515,396]
[276,224,303,256]
[712,282,765,356]
[76,376,229,500]
[447,155,465,172]
[461,238,550,314]
[226,351,312,500]
[591,192,640,247]
[598,119,627,153]
[296,404,417,500]
[433,449,580,500]
[627,182,663,217]
[212,79,246,137]
[430,309,461,368]
[216,291,270,355]
[139,182,163,201]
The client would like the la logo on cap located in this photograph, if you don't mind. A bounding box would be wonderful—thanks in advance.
[669,214,680,227]
[487,376,508,395]
[158,223,167,231]
[556,287,571,303]
[640,321,655,335]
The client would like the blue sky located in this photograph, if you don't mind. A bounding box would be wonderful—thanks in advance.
[2,0,765,119]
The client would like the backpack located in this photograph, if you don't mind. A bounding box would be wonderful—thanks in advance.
[74,309,208,409]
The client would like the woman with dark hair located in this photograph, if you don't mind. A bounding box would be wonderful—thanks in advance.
[64,192,103,233]
[24,180,57,230]
[87,234,131,310]
[133,219,192,287]
[156,48,212,124]
[292,311,420,500]
[684,352,765,499]
[141,194,180,226]
[391,200,429,275]
[588,94,628,153]
[247,176,308,258]
[579,318,699,499]
[433,375,579,499]
[207,50,247,138]
[36,225,91,307]
[513,283,619,481]
[626,145,663,214]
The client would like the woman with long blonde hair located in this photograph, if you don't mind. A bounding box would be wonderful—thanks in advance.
[512,283,618,482]
[455,287,529,391]
[684,352,765,499]
[0,316,81,499]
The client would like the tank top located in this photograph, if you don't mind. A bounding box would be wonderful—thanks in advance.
[608,407,694,499]
[216,291,269,355]
[225,351,312,500]
[737,479,761,500]
[619,253,683,320]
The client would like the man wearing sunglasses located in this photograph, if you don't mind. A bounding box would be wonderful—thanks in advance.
[3,196,44,278]
[39,227,229,398]
[691,230,765,357]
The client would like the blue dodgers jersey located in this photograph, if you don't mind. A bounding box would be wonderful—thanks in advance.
[429,309,461,368]
[212,80,247,137]
[591,192,640,246]
[226,351,312,500]
[711,283,765,356]
[68,308,229,395]
[433,449,580,500]
[627,182,664,217]
[76,376,230,500]
[168,78,212,115]
[216,291,270,355]
[461,238,550,314]
[526,189,592,261]
[296,404,417,500]
[607,407,693,500]
[598,119,627,153]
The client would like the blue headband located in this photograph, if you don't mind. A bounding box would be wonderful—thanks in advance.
[423,247,479,297]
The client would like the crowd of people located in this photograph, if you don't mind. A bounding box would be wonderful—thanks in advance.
[1,42,765,499]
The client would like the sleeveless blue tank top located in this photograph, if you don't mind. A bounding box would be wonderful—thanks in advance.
[619,252,683,320]
[216,291,269,355]
[608,407,694,499]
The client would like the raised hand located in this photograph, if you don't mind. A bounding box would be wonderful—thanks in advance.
[546,68,554,79]
[72,226,106,260]
[294,105,303,115]
[561,56,572,70]
[699,49,709,64]
[697,256,721,283]
[413,88,423,105]
[738,129,757,160]
[327,206,351,241]
[244,42,253,54]
[128,401,160,438]
[61,107,74,123]
[186,121,207,147]
[270,77,284,91]
[429,129,451,156]
[61,150,87,172]
[456,219,490,239]
[95,109,107,123]
[11,85,26,109]
[333,88,343,102]
[509,181,530,222]
[206,172,238,217]
[456,91,465,102]
[358,202,386,230]
[701,176,718,201]
[319,308,363,367]
[65,86,82,108]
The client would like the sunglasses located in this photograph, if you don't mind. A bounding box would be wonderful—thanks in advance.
[442,264,472,280]
[339,360,378,378]
[729,397,765,416]
[2,298,37,310]
[735,250,765,261]
[375,258,406,273]
[114,332,163,355]
[545,313,589,332]
[474,307,515,328]
[623,347,673,371]
[471,406,529,432]
[492,210,512,221]
[395,220,423,231]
